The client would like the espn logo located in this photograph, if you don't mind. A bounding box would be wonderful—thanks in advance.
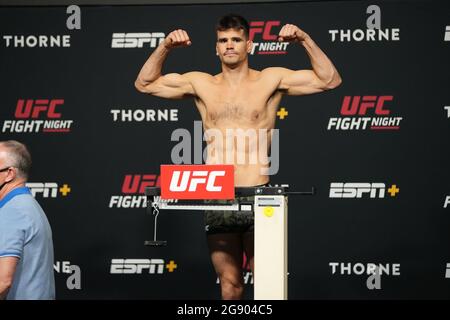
[15,99,63,119]
[110,259,165,274]
[330,183,386,198]
[111,33,165,48]
[341,96,392,116]
[160,164,234,200]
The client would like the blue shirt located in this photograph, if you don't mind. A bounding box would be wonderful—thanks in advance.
[0,187,55,300]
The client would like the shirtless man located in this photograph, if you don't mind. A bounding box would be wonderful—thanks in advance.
[135,14,341,299]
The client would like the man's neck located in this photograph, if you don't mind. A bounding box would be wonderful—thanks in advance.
[0,180,26,201]
[221,62,250,86]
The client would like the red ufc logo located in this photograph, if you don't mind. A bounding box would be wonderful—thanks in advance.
[249,21,280,41]
[14,99,63,119]
[340,96,393,116]
[121,174,160,194]
[160,165,234,200]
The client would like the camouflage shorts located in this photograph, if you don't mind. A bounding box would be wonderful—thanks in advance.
[204,196,255,235]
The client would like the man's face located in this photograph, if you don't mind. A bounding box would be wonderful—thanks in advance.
[0,146,13,186]
[216,28,252,67]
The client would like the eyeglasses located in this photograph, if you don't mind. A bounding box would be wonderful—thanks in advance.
[0,167,11,173]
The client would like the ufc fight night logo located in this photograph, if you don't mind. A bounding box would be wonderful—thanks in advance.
[327,96,403,131]
[249,21,288,55]
[160,164,234,200]
[444,196,450,209]
[2,99,74,133]
[111,33,165,48]
[109,174,160,208]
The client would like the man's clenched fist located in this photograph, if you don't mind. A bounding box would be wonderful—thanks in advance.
[164,29,192,49]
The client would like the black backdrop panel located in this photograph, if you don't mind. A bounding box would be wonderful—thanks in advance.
[0,0,449,299]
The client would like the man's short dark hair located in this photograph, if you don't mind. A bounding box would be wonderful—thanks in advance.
[216,14,250,39]
[0,140,32,180]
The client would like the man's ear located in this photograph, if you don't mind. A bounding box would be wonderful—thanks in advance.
[4,168,16,183]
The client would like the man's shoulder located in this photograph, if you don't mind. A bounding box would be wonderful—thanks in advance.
[0,197,34,228]
[1,194,40,218]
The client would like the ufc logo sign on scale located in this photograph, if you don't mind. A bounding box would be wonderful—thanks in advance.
[160,165,234,199]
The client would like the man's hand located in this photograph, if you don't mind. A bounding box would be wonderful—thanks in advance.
[278,24,309,42]
[163,29,192,49]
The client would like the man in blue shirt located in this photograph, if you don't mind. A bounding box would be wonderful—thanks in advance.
[0,140,55,300]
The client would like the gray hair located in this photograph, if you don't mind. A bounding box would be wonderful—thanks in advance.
[0,140,32,180]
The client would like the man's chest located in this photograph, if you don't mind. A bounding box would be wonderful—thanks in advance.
[195,82,278,122]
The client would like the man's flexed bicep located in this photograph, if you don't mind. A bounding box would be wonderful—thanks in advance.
[136,72,196,99]
[135,29,197,99]
[272,24,342,96]
[274,67,331,96]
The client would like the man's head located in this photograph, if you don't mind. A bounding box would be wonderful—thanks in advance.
[215,14,252,67]
[0,140,32,185]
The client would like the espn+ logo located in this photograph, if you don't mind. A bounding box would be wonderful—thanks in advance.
[329,183,400,199]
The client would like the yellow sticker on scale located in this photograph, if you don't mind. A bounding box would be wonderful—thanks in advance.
[263,206,274,217]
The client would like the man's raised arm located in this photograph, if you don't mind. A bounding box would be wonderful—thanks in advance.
[135,29,197,99]
[269,24,342,96]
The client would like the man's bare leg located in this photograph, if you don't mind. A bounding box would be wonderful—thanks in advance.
[243,231,254,274]
[207,233,244,300]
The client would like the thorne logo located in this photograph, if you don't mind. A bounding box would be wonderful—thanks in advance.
[329,5,400,42]
[110,259,177,274]
[109,174,160,208]
[2,99,74,133]
[161,165,234,200]
[2,35,71,48]
[329,262,401,276]
[249,21,288,55]
[111,33,165,48]
[330,262,400,289]
[26,182,71,198]
[327,96,403,131]
[54,261,81,290]
[110,108,179,122]
[329,183,400,198]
